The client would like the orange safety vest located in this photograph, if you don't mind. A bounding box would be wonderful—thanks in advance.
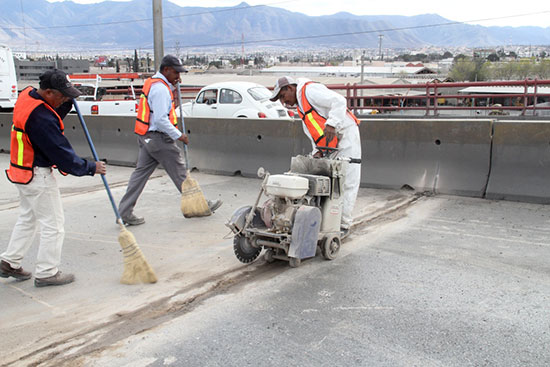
[5,87,65,184]
[135,77,178,135]
[297,81,360,148]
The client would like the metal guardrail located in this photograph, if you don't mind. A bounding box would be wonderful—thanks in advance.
[337,79,550,116]
[103,79,550,117]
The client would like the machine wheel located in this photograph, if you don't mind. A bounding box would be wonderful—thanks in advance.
[233,235,261,264]
[322,235,341,260]
[264,249,275,263]
[289,257,301,268]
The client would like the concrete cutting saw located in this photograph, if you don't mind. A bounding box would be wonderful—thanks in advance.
[226,149,348,267]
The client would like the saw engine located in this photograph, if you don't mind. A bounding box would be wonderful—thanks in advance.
[226,154,347,267]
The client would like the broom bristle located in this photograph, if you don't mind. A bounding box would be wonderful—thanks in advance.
[119,227,157,284]
[181,176,211,218]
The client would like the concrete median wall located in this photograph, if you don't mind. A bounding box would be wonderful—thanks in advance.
[486,120,550,204]
[0,113,139,166]
[183,117,310,177]
[62,114,138,166]
[361,119,493,197]
[0,113,11,153]
[1,111,550,204]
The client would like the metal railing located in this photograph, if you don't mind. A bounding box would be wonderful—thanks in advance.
[104,79,550,117]
[336,79,550,117]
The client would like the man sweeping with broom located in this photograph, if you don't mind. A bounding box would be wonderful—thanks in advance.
[118,55,222,225]
[1,70,106,287]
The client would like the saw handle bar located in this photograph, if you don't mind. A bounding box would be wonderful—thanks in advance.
[316,146,361,164]
[316,146,338,153]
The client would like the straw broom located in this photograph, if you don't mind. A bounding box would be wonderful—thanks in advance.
[73,99,157,284]
[176,83,212,218]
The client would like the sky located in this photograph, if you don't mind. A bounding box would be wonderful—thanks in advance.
[47,0,550,28]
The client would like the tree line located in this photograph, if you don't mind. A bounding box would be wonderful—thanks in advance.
[394,51,550,81]
[448,57,550,81]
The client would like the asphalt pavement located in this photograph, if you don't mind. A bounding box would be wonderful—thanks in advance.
[0,153,415,366]
[77,194,550,367]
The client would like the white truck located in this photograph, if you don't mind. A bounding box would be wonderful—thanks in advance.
[70,74,138,116]
[0,45,18,110]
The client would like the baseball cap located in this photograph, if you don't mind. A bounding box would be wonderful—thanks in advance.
[160,55,187,73]
[269,76,297,101]
[39,69,81,98]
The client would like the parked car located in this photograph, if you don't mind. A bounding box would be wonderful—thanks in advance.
[181,82,294,119]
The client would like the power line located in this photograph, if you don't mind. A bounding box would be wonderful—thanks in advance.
[174,11,550,49]
[12,10,550,54]
[0,0,295,31]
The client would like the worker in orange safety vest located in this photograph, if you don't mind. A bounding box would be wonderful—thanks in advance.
[118,55,222,226]
[270,76,362,236]
[1,69,106,287]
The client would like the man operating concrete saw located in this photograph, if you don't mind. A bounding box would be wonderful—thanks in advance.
[269,76,361,237]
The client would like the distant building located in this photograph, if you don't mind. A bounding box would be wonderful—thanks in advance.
[14,58,90,80]
[260,65,437,79]
[94,56,108,67]
[473,48,496,59]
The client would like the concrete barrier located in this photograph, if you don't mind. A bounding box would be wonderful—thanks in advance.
[184,117,309,177]
[62,114,138,166]
[0,113,139,166]
[4,112,550,204]
[360,119,493,197]
[0,113,11,153]
[486,120,550,204]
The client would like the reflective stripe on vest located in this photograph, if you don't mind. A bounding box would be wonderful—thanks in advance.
[134,77,178,135]
[5,87,64,184]
[297,82,360,148]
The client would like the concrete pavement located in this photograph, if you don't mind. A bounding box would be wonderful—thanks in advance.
[0,153,414,366]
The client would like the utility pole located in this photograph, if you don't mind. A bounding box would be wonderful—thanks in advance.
[175,40,180,60]
[241,33,245,68]
[360,50,365,84]
[360,50,365,113]
[153,0,164,71]
[378,34,383,61]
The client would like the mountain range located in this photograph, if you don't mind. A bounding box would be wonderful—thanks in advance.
[0,0,549,53]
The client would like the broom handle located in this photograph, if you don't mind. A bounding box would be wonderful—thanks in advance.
[72,99,123,225]
[176,82,190,169]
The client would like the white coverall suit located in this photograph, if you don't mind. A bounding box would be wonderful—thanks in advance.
[295,78,362,230]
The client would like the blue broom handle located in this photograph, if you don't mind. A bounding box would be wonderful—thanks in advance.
[72,98,122,222]
[176,82,190,168]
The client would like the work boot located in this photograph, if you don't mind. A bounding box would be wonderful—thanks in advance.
[0,260,32,281]
[207,199,223,213]
[120,214,145,226]
[34,271,75,287]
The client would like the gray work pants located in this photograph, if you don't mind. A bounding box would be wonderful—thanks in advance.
[118,132,187,219]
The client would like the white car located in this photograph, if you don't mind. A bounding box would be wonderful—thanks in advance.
[182,82,294,119]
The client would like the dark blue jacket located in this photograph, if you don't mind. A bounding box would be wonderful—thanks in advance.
[25,88,96,176]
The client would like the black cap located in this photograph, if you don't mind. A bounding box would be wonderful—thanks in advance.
[160,55,187,73]
[39,69,81,98]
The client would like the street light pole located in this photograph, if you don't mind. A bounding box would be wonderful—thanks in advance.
[153,0,164,71]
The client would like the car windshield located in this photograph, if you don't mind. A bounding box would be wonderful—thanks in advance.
[248,87,271,101]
